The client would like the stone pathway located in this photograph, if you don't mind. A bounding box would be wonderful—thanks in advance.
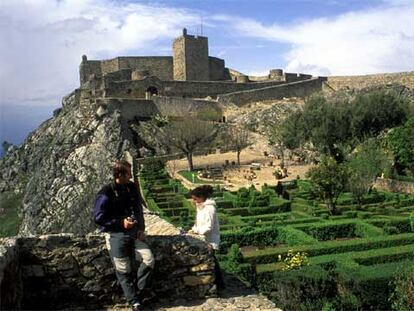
[107,274,282,311]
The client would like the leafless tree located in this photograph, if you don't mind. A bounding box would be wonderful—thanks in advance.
[154,118,217,171]
[223,124,253,165]
[266,123,287,169]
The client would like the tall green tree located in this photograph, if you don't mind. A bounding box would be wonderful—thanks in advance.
[306,157,349,215]
[280,90,409,161]
[387,117,414,176]
[281,95,352,159]
[347,139,391,207]
[351,91,409,140]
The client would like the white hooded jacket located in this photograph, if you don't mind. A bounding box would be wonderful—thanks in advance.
[192,198,220,250]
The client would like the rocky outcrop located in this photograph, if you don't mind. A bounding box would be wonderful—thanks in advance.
[0,234,216,310]
[0,89,147,235]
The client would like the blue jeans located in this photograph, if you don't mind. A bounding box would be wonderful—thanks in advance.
[105,232,155,304]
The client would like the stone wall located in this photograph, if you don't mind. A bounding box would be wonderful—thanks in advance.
[101,58,120,75]
[162,80,284,98]
[217,77,325,106]
[79,60,102,85]
[0,238,21,310]
[327,72,414,91]
[105,78,284,99]
[103,69,132,84]
[118,57,173,81]
[152,96,222,120]
[96,96,222,121]
[81,57,174,85]
[0,234,216,310]
[104,76,162,99]
[374,178,414,195]
[98,98,160,121]
[173,35,186,81]
[208,57,230,81]
[173,32,209,81]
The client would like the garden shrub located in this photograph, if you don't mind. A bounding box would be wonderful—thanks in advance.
[220,226,279,252]
[357,211,372,219]
[384,226,399,235]
[355,222,385,238]
[225,207,250,216]
[277,226,318,245]
[157,201,182,209]
[215,199,234,209]
[296,221,357,241]
[344,211,357,218]
[256,265,336,311]
[389,263,414,311]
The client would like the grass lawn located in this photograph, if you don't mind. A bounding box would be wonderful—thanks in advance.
[0,191,23,237]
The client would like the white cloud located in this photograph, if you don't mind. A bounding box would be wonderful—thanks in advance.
[0,0,199,107]
[216,3,414,76]
[1,0,413,113]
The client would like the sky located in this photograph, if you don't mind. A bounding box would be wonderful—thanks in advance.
[0,0,413,148]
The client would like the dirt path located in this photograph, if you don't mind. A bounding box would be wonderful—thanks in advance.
[167,148,312,191]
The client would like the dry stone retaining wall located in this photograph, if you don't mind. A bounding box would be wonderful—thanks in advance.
[217,77,325,106]
[374,178,414,195]
[105,79,284,99]
[0,234,216,310]
[327,72,414,91]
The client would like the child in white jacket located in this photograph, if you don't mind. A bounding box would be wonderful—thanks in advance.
[188,185,225,289]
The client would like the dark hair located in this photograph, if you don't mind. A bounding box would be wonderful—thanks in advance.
[189,185,214,200]
[113,160,132,179]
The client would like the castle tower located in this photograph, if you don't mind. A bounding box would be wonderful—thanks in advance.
[173,28,210,81]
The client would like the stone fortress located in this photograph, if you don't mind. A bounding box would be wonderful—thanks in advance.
[78,28,326,121]
[2,27,414,311]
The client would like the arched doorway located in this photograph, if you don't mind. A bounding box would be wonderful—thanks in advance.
[146,86,158,96]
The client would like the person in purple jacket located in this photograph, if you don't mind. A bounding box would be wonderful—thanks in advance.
[94,160,154,311]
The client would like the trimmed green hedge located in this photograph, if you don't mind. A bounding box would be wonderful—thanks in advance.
[367,217,412,234]
[355,222,386,238]
[256,265,335,311]
[277,226,318,246]
[243,233,414,264]
[294,220,358,241]
[215,199,234,209]
[224,207,250,216]
[220,226,279,252]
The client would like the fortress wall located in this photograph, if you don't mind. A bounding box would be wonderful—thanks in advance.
[99,98,160,120]
[152,96,222,119]
[101,58,119,75]
[217,77,325,106]
[105,78,161,98]
[98,57,174,80]
[103,69,132,84]
[208,57,229,81]
[0,235,215,309]
[79,60,102,85]
[173,36,186,80]
[118,57,173,81]
[97,96,222,120]
[248,75,271,82]
[105,79,284,99]
[162,80,284,98]
[284,72,308,83]
[327,72,414,90]
[184,36,210,81]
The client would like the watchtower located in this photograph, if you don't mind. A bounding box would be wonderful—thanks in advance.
[173,28,209,81]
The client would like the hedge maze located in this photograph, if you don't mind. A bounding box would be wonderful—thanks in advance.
[139,163,414,310]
